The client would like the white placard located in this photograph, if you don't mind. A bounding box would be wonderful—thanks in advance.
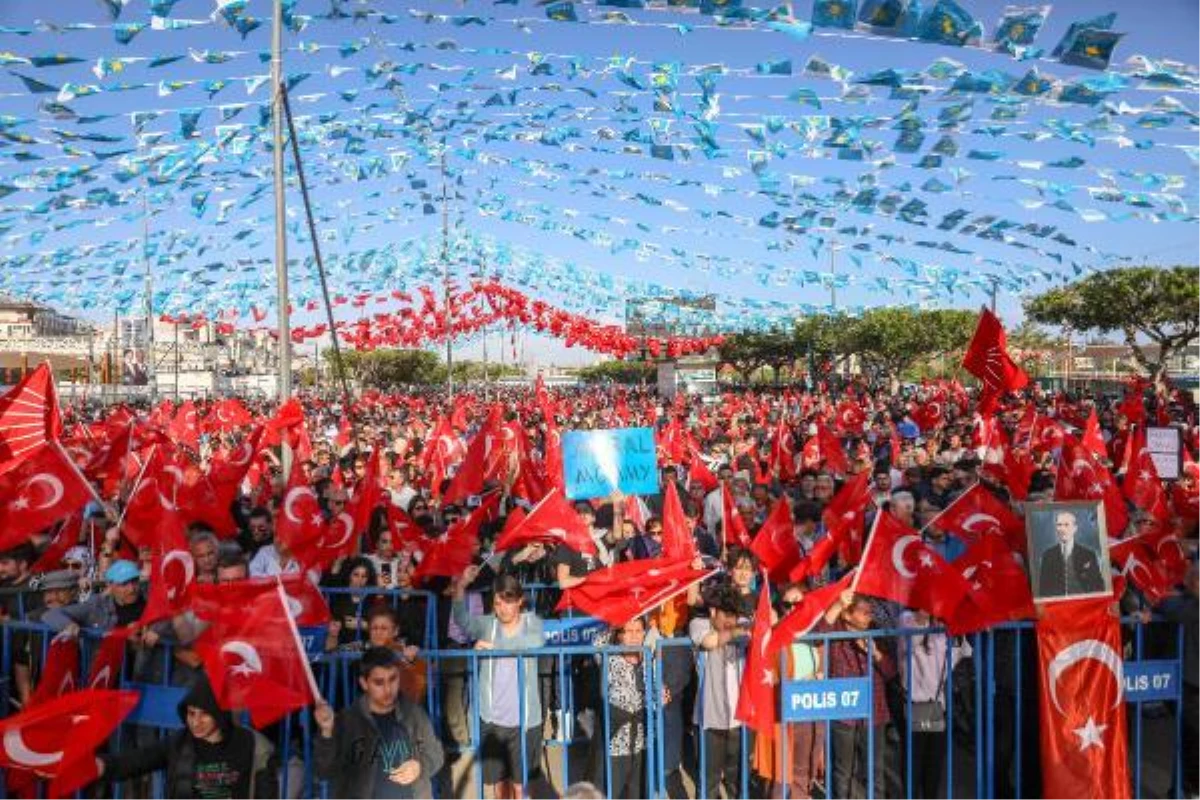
[1146,426,1181,480]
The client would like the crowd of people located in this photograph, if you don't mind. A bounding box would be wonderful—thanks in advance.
[0,372,1197,799]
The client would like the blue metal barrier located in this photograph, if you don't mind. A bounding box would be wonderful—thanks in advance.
[0,613,1190,799]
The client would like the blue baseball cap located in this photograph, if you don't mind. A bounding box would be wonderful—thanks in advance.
[104,560,140,585]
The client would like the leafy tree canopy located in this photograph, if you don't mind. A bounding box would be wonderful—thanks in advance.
[1024,266,1199,383]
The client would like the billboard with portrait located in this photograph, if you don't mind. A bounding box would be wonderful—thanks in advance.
[1025,501,1113,604]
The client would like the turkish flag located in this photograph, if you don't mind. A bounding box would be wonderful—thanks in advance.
[411,493,501,585]
[1081,411,1107,463]
[442,405,506,504]
[735,580,778,733]
[911,400,946,433]
[0,364,63,477]
[0,689,140,797]
[191,573,330,627]
[750,498,800,583]
[1108,534,1174,604]
[274,458,325,552]
[688,457,719,494]
[933,483,1026,554]
[121,446,188,548]
[542,416,565,493]
[854,512,972,622]
[816,424,850,475]
[770,570,855,659]
[169,401,201,451]
[1035,598,1131,799]
[1055,435,1129,536]
[492,487,595,555]
[195,580,319,728]
[822,470,872,565]
[206,398,253,432]
[962,307,1029,393]
[30,513,84,574]
[660,481,697,561]
[86,627,132,690]
[556,556,713,627]
[29,639,80,708]
[946,536,1035,635]
[834,401,867,435]
[137,511,196,625]
[1122,430,1170,526]
[0,443,94,550]
[347,446,383,538]
[721,482,752,549]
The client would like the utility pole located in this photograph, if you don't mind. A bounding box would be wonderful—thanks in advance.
[140,146,157,403]
[441,150,453,399]
[271,0,291,404]
[174,321,180,401]
[989,276,999,314]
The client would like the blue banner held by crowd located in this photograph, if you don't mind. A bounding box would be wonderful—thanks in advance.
[561,427,659,500]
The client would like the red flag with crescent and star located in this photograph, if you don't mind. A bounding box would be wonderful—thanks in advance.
[0,442,94,551]
[853,511,972,622]
[0,689,140,797]
[734,577,777,733]
[555,556,713,628]
[1035,597,1131,799]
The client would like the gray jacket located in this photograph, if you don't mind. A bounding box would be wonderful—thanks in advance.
[314,694,444,798]
[451,600,543,728]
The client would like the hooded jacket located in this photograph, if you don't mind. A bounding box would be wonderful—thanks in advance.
[99,679,278,799]
[313,693,444,798]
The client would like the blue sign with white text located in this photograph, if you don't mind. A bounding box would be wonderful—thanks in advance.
[782,678,873,722]
[562,427,660,500]
[543,616,607,646]
[1124,660,1180,703]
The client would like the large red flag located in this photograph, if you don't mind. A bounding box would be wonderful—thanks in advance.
[86,628,132,690]
[28,639,80,707]
[962,307,1029,394]
[822,470,872,564]
[854,512,972,622]
[0,689,140,797]
[491,487,595,555]
[411,493,501,584]
[660,481,697,561]
[195,580,319,728]
[137,510,195,625]
[0,443,95,550]
[1080,410,1107,463]
[1055,434,1129,537]
[1122,430,1171,526]
[555,556,713,627]
[735,579,777,733]
[770,571,855,659]
[932,483,1026,554]
[191,573,330,627]
[945,536,1036,635]
[0,364,62,477]
[1035,598,1131,799]
[749,497,800,583]
[442,405,507,504]
[1108,533,1175,605]
[721,482,752,549]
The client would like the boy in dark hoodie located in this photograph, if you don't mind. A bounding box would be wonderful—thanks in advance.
[314,646,445,798]
[93,677,278,798]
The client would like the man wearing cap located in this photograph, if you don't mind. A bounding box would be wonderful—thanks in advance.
[12,570,78,706]
[42,559,150,638]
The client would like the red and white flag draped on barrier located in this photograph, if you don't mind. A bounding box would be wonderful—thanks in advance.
[1035,598,1131,799]
[556,556,714,627]
[0,689,140,797]
[195,580,320,728]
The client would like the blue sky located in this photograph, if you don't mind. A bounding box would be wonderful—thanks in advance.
[0,0,1194,365]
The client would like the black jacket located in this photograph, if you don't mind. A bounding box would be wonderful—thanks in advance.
[99,680,278,799]
[1037,542,1104,597]
[314,694,445,798]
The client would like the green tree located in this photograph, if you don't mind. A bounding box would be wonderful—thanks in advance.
[324,349,442,387]
[717,330,793,382]
[793,312,850,379]
[576,359,656,384]
[1024,266,1200,388]
[843,308,977,386]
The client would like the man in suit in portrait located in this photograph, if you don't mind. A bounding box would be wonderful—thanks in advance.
[1037,510,1104,598]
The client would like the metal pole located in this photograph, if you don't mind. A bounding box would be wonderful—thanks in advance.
[829,235,837,310]
[989,276,998,314]
[441,150,453,398]
[271,0,291,404]
[174,321,180,401]
[141,166,157,402]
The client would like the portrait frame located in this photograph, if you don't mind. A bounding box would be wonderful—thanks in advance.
[1024,500,1113,604]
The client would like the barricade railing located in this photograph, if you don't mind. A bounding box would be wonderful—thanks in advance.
[0,615,1189,799]
[316,586,438,650]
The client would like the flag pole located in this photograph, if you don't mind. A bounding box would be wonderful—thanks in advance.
[275,577,323,704]
[270,0,291,409]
